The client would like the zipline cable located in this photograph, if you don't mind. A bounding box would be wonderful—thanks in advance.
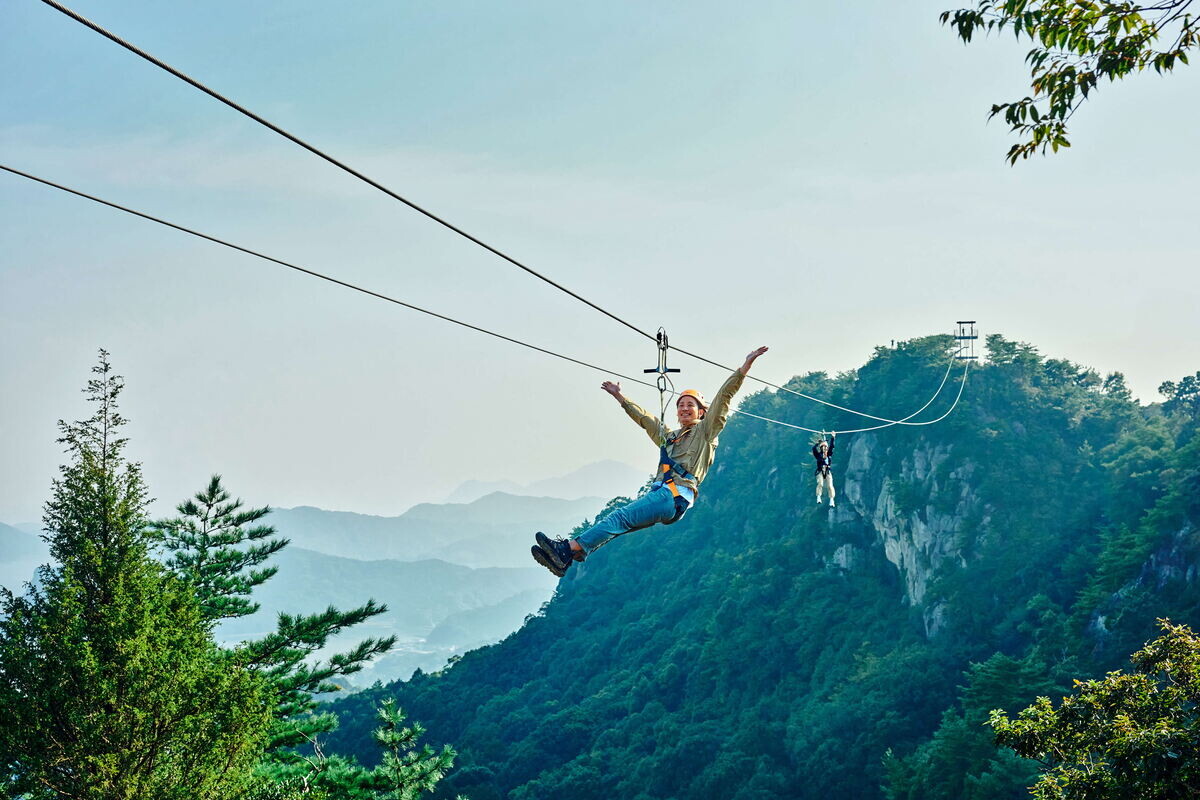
[4,162,970,438]
[35,0,658,346]
[0,164,660,391]
[731,358,971,436]
[671,342,966,426]
[37,0,963,430]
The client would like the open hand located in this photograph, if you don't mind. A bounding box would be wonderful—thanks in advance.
[601,381,623,399]
[741,346,768,374]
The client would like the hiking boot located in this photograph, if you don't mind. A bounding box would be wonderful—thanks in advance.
[531,545,566,577]
[535,531,580,571]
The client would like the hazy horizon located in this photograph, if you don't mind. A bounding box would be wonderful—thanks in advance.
[4,0,1196,523]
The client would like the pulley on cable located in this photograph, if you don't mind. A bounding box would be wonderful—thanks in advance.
[643,327,681,428]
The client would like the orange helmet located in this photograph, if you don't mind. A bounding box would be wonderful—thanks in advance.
[676,389,707,411]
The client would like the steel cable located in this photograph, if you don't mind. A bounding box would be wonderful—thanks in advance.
[730,359,971,435]
[0,164,659,391]
[5,164,970,437]
[39,0,967,429]
[671,342,968,426]
[36,0,658,345]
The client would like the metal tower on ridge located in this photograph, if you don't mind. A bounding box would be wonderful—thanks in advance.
[954,321,979,360]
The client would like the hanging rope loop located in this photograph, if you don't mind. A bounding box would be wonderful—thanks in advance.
[642,328,681,435]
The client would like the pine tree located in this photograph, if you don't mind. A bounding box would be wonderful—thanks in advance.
[370,699,459,800]
[153,476,394,752]
[241,699,462,800]
[0,351,271,800]
[152,474,288,622]
[155,476,462,798]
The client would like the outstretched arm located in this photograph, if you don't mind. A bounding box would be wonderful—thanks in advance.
[740,346,768,376]
[602,381,666,445]
[704,346,769,434]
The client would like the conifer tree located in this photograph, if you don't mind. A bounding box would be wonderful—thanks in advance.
[155,476,462,798]
[153,474,288,622]
[241,699,462,800]
[0,351,271,800]
[153,477,394,749]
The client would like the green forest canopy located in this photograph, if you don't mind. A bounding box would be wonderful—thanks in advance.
[325,334,1199,800]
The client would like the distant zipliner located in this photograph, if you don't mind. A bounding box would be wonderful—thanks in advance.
[531,346,769,577]
[813,432,836,508]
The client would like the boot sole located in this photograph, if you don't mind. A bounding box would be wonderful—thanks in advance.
[531,545,566,578]
[535,531,572,571]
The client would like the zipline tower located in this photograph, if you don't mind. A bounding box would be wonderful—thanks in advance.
[954,321,979,360]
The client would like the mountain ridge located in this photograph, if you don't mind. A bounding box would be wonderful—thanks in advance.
[444,460,645,505]
[268,492,611,568]
[323,335,1200,799]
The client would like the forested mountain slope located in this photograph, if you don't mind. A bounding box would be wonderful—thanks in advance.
[327,334,1199,800]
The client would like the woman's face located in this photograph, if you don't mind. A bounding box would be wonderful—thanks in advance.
[676,396,704,427]
[818,442,828,454]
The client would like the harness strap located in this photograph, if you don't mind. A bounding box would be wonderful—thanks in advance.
[658,438,698,486]
[657,437,697,524]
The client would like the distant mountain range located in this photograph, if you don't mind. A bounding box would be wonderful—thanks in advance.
[1,485,619,685]
[216,547,551,641]
[269,491,613,568]
[0,522,48,591]
[444,459,646,504]
[214,546,554,686]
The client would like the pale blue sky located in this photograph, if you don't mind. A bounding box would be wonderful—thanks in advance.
[3,0,1197,523]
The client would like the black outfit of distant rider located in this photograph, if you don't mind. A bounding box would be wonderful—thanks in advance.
[812,434,837,506]
[812,436,835,476]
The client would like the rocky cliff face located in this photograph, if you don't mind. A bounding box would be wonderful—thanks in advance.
[1137,524,1200,589]
[835,433,986,633]
[1091,522,1200,640]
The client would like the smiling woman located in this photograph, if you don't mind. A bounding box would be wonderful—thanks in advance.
[531,346,768,577]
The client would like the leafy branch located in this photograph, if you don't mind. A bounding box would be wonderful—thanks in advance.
[941,0,1198,162]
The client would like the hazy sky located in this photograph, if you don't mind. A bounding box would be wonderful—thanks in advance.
[3,0,1197,524]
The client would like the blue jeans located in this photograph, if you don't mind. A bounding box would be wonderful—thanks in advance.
[575,485,682,554]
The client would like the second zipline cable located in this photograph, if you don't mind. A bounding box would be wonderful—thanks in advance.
[38,0,960,429]
[0,164,658,391]
[3,163,971,437]
[731,358,971,436]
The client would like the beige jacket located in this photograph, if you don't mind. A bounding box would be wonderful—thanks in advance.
[618,368,747,494]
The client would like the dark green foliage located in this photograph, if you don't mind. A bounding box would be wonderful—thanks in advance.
[0,352,271,799]
[155,475,467,799]
[884,654,1057,800]
[316,337,1196,799]
[240,700,462,800]
[0,351,459,800]
[246,699,460,800]
[153,475,395,752]
[941,0,1199,163]
[1160,371,1200,423]
[152,475,288,622]
[371,699,459,799]
[991,620,1200,799]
